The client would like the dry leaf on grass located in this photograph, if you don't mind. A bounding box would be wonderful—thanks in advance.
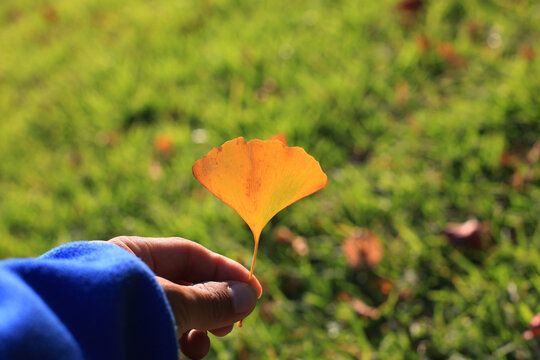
[396,0,423,26]
[342,228,383,269]
[274,226,294,244]
[396,0,423,13]
[443,219,491,249]
[520,45,535,62]
[372,278,394,296]
[338,292,380,319]
[523,313,540,340]
[154,134,173,157]
[273,226,310,256]
[291,236,309,257]
[437,42,466,68]
[350,297,380,319]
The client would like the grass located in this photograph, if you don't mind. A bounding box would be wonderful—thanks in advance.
[1,0,539,358]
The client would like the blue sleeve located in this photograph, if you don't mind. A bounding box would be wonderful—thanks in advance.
[0,241,179,360]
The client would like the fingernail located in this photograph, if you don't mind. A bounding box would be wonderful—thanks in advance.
[229,283,256,314]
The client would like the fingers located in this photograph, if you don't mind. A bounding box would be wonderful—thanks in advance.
[178,327,233,360]
[180,330,210,360]
[158,277,258,335]
[109,236,259,359]
[209,325,234,337]
[109,236,262,298]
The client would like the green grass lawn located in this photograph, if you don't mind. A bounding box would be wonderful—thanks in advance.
[1,0,539,358]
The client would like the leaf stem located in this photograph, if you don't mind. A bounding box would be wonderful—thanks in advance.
[239,233,260,328]
[248,234,260,281]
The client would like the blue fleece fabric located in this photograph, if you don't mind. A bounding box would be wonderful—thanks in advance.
[0,241,179,360]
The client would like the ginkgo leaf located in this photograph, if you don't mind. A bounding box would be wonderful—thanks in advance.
[193,137,327,279]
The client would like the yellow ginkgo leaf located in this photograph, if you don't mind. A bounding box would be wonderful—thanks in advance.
[193,137,327,279]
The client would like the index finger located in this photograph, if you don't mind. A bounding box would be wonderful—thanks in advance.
[109,236,263,297]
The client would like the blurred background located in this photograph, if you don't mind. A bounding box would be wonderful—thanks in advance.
[1,0,539,358]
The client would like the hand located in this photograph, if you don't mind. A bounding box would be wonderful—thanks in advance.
[108,236,262,360]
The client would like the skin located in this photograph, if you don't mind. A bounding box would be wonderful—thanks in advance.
[107,236,262,360]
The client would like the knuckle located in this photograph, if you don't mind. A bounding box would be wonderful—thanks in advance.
[110,235,132,243]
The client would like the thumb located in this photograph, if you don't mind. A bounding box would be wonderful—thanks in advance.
[159,278,258,334]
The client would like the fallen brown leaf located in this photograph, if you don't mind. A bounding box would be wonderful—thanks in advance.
[520,45,535,62]
[291,236,310,257]
[273,226,294,244]
[523,313,540,340]
[396,0,423,14]
[437,42,466,68]
[337,291,352,302]
[499,151,516,167]
[466,20,482,41]
[395,0,423,26]
[41,4,58,24]
[399,289,413,300]
[342,228,383,268]
[274,226,310,257]
[154,134,173,157]
[511,172,524,189]
[443,219,491,249]
[350,297,380,320]
[372,278,394,295]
